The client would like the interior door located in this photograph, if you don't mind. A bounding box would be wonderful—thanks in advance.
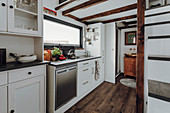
[0,0,7,32]
[8,76,45,113]
[0,86,7,113]
[105,22,116,83]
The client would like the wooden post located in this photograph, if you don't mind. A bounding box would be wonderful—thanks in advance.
[136,0,145,113]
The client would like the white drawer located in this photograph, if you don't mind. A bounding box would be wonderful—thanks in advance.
[148,60,170,83]
[9,65,45,83]
[0,72,7,86]
[148,39,170,56]
[78,77,92,96]
[78,66,92,82]
[78,60,91,69]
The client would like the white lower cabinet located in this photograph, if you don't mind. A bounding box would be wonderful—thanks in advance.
[0,65,46,113]
[77,58,104,97]
[77,66,92,96]
[148,97,170,113]
[0,86,7,113]
[8,75,45,113]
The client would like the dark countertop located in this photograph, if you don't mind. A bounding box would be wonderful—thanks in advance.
[0,61,50,72]
[0,56,101,72]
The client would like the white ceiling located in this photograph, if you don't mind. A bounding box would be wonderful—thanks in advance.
[59,0,137,23]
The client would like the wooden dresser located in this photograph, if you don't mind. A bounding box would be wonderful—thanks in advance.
[124,56,136,78]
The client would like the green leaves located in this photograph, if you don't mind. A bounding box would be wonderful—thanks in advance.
[52,47,62,56]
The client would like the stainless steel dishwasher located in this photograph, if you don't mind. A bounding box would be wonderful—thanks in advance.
[55,63,77,110]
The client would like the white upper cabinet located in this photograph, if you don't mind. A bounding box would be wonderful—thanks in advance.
[0,0,7,31]
[0,0,42,36]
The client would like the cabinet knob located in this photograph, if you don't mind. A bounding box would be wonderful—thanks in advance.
[28,72,32,75]
[9,5,13,9]
[1,3,6,7]
[11,110,15,113]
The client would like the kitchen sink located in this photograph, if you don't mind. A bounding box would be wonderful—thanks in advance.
[76,55,93,59]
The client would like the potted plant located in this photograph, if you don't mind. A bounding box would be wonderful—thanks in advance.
[52,47,62,61]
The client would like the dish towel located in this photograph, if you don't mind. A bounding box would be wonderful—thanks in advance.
[95,61,100,81]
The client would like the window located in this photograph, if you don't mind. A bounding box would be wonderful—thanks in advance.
[43,15,83,48]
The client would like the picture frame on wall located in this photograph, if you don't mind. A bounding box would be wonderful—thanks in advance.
[125,31,137,45]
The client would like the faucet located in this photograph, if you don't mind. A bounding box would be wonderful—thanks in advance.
[85,50,90,57]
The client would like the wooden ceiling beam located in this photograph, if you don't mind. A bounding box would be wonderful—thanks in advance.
[63,0,108,15]
[80,3,137,22]
[66,14,82,22]
[118,25,137,29]
[55,0,77,10]
[125,20,137,25]
[102,14,137,24]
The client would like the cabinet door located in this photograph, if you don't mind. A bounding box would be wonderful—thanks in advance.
[0,86,7,113]
[8,0,42,36]
[0,0,7,31]
[9,76,45,113]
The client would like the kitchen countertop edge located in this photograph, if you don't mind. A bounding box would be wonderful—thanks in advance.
[0,61,50,72]
[0,56,101,72]
[49,56,102,67]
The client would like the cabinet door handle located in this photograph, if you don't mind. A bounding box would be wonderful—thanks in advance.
[83,81,89,85]
[1,3,6,7]
[11,110,15,113]
[9,5,13,9]
[83,69,89,72]
[83,63,89,65]
[28,72,32,75]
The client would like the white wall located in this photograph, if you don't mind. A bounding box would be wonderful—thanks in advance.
[0,35,35,62]
[120,28,137,72]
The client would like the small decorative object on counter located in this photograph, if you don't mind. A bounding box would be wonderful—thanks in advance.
[52,47,62,61]
[59,55,66,61]
[0,48,6,66]
[9,53,37,63]
[44,50,52,61]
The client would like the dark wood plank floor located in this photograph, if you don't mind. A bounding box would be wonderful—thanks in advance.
[65,77,136,113]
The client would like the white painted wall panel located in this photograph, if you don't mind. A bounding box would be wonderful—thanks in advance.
[148,39,170,56]
[148,60,170,83]
[145,24,170,36]
[146,13,170,24]
[148,97,170,113]
[0,35,34,62]
[105,23,116,83]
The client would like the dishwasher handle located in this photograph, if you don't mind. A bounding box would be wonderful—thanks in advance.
[56,66,77,74]
[69,67,77,71]
[57,70,67,74]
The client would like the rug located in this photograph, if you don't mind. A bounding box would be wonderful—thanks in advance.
[120,78,136,88]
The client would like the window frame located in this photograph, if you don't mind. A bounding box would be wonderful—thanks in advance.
[44,15,83,48]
